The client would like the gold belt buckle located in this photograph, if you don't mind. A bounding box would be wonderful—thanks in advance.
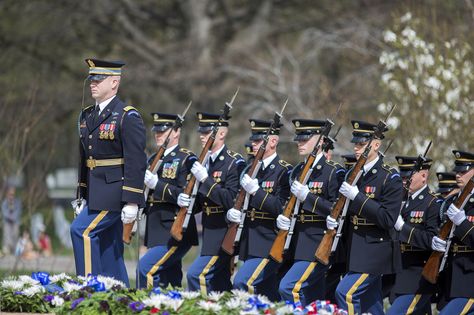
[86,159,96,169]
[300,214,305,223]
[351,216,357,225]
[250,209,255,221]
[206,207,211,216]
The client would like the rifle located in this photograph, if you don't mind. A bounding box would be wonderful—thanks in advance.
[123,101,192,244]
[268,123,339,263]
[221,100,288,255]
[379,139,394,159]
[314,105,396,265]
[170,89,238,241]
[422,175,474,284]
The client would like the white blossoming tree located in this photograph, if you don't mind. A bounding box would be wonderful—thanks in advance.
[378,12,474,169]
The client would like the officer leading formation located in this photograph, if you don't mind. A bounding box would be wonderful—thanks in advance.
[71,58,474,315]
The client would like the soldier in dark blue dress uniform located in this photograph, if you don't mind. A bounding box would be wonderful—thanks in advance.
[333,120,403,314]
[277,119,345,306]
[71,59,147,286]
[387,156,442,315]
[436,172,458,199]
[231,119,292,301]
[186,112,246,294]
[136,113,198,289]
[436,150,474,315]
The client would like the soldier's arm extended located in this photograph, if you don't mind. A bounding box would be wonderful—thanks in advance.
[153,153,197,204]
[453,217,474,248]
[249,165,293,217]
[399,196,442,250]
[349,171,403,230]
[302,164,345,216]
[77,111,88,198]
[121,109,147,207]
[198,155,246,210]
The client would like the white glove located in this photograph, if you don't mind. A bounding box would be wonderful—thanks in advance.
[394,215,405,231]
[339,181,359,201]
[326,215,338,230]
[277,214,291,230]
[447,204,466,226]
[431,236,447,252]
[177,193,191,208]
[144,170,158,189]
[291,181,310,202]
[191,161,208,183]
[241,174,259,195]
[121,203,138,224]
[226,208,241,223]
[71,198,86,216]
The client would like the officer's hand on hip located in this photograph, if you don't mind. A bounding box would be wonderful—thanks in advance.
[226,208,241,223]
[394,215,405,231]
[447,204,466,226]
[276,214,291,230]
[191,161,208,183]
[291,180,309,202]
[431,236,447,252]
[177,193,191,208]
[121,203,138,224]
[339,181,359,200]
[144,170,158,189]
[241,174,259,195]
[71,198,86,216]
[326,215,338,230]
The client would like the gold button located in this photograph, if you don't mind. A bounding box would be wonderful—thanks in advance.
[204,202,208,206]
[89,135,92,139]
[89,156,92,159]
[354,226,358,230]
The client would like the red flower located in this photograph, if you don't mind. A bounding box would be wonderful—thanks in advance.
[150,307,160,314]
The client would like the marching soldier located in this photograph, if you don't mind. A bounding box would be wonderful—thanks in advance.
[186,112,246,294]
[436,172,458,199]
[333,120,403,314]
[71,59,147,286]
[136,113,198,289]
[278,119,345,306]
[435,150,474,314]
[387,156,442,315]
[230,119,292,301]
[341,154,357,170]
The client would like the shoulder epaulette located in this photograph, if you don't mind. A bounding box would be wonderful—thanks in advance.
[227,150,243,160]
[382,164,397,174]
[124,105,137,112]
[83,105,94,112]
[180,148,193,155]
[279,159,292,169]
[326,160,343,169]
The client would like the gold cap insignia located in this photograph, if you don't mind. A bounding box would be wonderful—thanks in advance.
[250,121,255,127]
[354,122,360,129]
[295,121,300,127]
[87,59,95,67]
[455,152,461,158]
[198,113,203,120]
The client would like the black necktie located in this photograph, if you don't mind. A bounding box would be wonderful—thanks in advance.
[93,105,100,125]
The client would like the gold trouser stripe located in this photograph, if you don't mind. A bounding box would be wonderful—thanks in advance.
[292,262,317,303]
[146,246,178,289]
[346,273,369,315]
[461,298,474,315]
[461,226,474,242]
[207,183,219,198]
[357,197,369,216]
[406,294,421,314]
[259,192,269,210]
[246,258,269,294]
[199,256,219,295]
[82,210,108,275]
[123,186,143,194]
[407,227,415,244]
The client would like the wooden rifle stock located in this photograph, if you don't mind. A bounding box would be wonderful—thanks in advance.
[422,177,474,284]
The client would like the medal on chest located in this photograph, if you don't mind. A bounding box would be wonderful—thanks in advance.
[410,210,424,224]
[261,181,274,193]
[212,171,222,183]
[99,122,116,140]
[364,186,376,198]
[162,159,180,179]
[308,181,323,194]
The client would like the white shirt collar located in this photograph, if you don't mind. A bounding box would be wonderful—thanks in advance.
[411,184,427,200]
[363,156,380,174]
[262,152,277,169]
[96,95,116,114]
[312,152,324,168]
[210,144,225,162]
[164,144,178,157]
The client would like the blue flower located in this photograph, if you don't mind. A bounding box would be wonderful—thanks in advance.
[150,287,161,295]
[166,290,182,299]
[71,297,84,310]
[31,272,50,285]
[129,301,145,312]
[43,295,54,302]
[14,291,23,295]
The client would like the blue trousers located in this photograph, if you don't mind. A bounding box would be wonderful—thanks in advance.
[187,254,232,294]
[137,244,191,289]
[233,257,280,301]
[335,272,384,315]
[440,298,474,315]
[387,294,432,315]
[279,260,327,306]
[70,206,129,286]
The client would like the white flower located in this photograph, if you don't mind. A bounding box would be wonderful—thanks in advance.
[446,88,460,104]
[50,273,71,283]
[256,294,273,307]
[23,285,45,297]
[1,279,25,290]
[276,305,295,315]
[162,297,183,311]
[425,76,441,90]
[143,294,184,311]
[401,27,417,41]
[383,30,397,43]
[198,300,222,313]
[63,282,83,292]
[442,69,453,81]
[51,296,65,307]
[397,59,408,70]
[225,297,246,309]
[406,78,418,95]
[180,291,201,299]
[400,12,412,23]
[18,275,40,286]
[207,291,225,301]
[231,289,252,302]
[417,54,434,67]
[96,275,125,290]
